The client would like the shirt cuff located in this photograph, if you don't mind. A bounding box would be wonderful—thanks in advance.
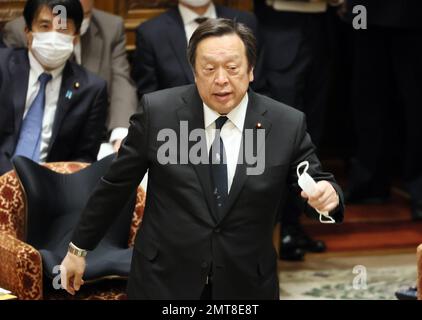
[109,127,128,143]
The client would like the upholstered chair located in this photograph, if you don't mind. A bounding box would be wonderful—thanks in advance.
[0,156,145,300]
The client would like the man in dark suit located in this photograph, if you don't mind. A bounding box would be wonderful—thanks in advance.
[61,19,344,300]
[3,0,137,151]
[0,33,5,48]
[131,0,266,100]
[0,0,107,176]
[344,0,422,220]
[343,0,422,299]
[254,0,344,261]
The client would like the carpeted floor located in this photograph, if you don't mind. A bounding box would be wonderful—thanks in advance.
[279,248,417,300]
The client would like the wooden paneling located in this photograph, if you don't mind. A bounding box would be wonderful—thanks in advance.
[0,0,25,30]
[1,0,253,49]
[114,0,178,51]
[95,0,253,50]
[93,0,117,14]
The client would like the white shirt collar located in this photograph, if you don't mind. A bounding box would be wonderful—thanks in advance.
[28,50,66,81]
[178,2,217,26]
[203,93,249,131]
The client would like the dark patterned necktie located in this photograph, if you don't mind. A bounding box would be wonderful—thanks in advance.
[209,116,229,215]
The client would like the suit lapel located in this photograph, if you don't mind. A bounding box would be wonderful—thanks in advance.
[177,87,218,224]
[10,51,30,136]
[220,91,272,222]
[81,14,103,74]
[48,63,76,153]
[166,9,195,83]
[176,88,272,224]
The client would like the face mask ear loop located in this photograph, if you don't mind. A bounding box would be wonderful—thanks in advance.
[298,161,336,224]
[319,212,336,224]
[297,161,310,180]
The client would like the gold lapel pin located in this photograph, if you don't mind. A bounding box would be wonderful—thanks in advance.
[74,82,80,89]
[256,123,263,129]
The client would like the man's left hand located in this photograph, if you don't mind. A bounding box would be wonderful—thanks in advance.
[301,181,339,214]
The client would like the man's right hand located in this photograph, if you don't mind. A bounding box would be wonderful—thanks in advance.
[60,252,86,295]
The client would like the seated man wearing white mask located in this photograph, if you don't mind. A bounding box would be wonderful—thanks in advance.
[3,0,137,153]
[0,0,108,176]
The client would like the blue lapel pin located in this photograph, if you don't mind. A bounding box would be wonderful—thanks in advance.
[65,90,73,100]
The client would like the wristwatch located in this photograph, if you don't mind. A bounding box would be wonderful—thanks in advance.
[68,242,88,257]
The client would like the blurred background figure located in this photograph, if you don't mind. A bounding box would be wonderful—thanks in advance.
[344,0,422,221]
[131,0,266,100]
[0,33,5,47]
[3,0,137,153]
[254,0,343,261]
[0,0,108,176]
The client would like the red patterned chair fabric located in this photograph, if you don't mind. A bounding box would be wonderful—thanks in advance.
[0,162,145,300]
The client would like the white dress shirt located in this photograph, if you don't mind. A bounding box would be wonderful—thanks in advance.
[178,3,217,43]
[203,93,249,193]
[25,52,64,163]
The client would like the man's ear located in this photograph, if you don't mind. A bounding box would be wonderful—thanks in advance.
[192,68,197,83]
[25,27,33,48]
[249,67,255,83]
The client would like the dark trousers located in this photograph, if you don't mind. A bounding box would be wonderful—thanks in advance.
[258,10,331,226]
[349,27,422,201]
[200,282,212,300]
[260,11,330,147]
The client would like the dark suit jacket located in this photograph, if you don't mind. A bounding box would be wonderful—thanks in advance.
[71,84,344,300]
[0,33,5,48]
[345,0,422,29]
[131,6,266,99]
[0,48,108,175]
[3,10,137,131]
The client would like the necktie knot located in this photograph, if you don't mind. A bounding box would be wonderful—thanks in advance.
[215,116,228,131]
[39,73,52,86]
[195,17,209,25]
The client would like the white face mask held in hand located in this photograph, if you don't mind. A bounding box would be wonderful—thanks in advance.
[297,161,336,224]
[80,17,91,36]
[180,0,210,7]
[31,32,75,70]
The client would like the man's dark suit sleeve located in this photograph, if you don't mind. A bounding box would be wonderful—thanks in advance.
[71,81,108,163]
[72,96,150,250]
[131,26,159,100]
[288,113,345,223]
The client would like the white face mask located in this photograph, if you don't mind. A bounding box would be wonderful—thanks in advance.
[80,17,91,36]
[31,32,75,69]
[180,0,211,7]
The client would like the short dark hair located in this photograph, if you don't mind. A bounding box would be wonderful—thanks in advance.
[187,18,257,72]
[23,0,83,33]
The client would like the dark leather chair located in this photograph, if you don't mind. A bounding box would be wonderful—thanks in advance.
[0,155,145,300]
